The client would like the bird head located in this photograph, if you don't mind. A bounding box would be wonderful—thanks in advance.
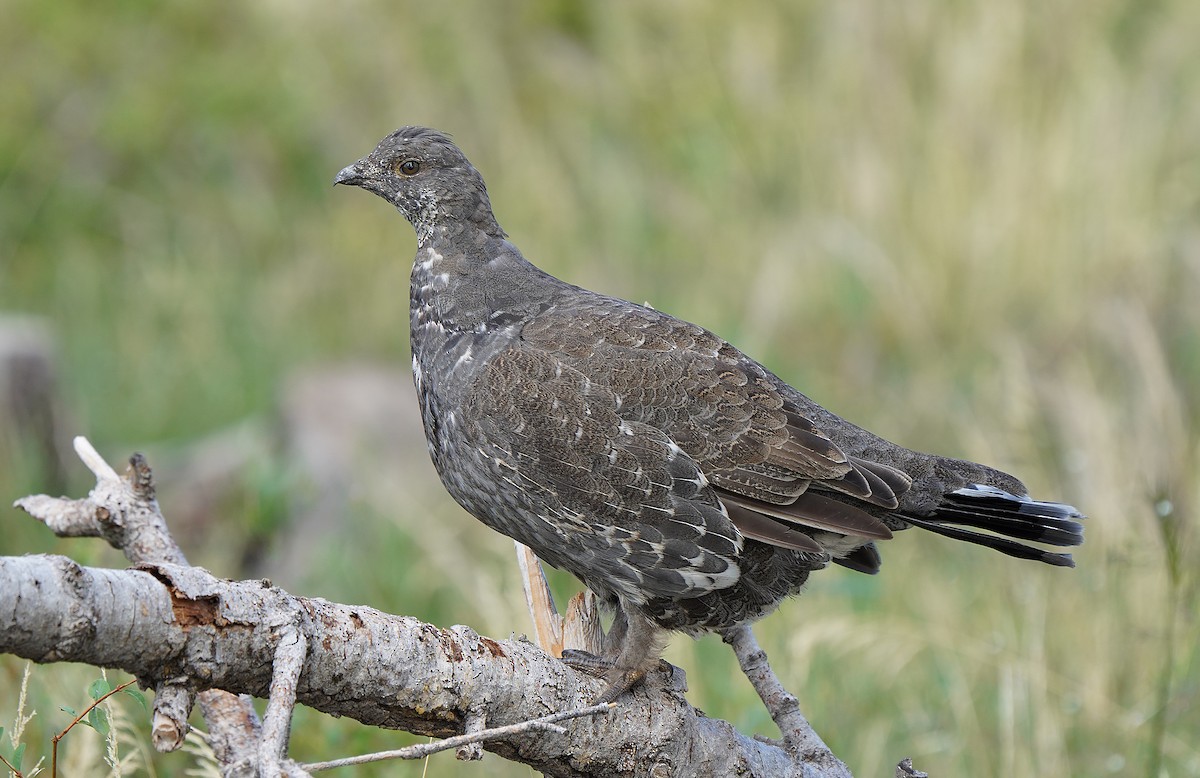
[334,126,503,241]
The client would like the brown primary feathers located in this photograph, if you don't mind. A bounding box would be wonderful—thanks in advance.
[335,126,1084,702]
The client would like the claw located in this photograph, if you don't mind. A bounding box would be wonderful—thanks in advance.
[593,668,647,704]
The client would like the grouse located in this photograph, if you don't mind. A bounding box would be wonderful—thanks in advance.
[334,127,1084,703]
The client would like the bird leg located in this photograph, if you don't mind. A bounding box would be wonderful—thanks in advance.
[560,604,624,677]
[561,604,669,703]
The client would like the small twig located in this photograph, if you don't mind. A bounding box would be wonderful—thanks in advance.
[72,435,120,481]
[515,541,564,655]
[455,709,486,761]
[151,681,195,752]
[299,703,615,772]
[0,751,22,778]
[50,679,137,778]
[723,626,852,777]
[259,625,308,770]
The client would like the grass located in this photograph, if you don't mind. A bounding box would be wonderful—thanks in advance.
[2,0,1198,775]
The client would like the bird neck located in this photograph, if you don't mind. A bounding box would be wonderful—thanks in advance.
[410,230,561,336]
[412,175,506,249]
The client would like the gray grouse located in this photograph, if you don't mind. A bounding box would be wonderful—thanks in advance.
[334,127,1084,703]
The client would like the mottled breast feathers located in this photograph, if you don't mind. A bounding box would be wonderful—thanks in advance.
[461,345,746,602]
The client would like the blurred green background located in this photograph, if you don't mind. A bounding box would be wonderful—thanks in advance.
[2,1,1197,775]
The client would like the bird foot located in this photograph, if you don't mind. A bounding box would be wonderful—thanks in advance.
[560,650,682,703]
[592,668,648,704]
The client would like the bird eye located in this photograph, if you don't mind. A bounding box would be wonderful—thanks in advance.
[397,159,421,176]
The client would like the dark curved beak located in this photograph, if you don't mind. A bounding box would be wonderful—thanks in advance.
[333,161,368,187]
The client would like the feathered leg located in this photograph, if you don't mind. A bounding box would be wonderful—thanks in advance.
[562,600,669,703]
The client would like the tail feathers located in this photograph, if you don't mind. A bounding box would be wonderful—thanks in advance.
[905,484,1084,568]
[832,542,882,574]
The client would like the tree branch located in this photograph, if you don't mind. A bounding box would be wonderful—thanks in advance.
[724,626,852,777]
[14,437,267,770]
[3,437,876,776]
[0,554,811,776]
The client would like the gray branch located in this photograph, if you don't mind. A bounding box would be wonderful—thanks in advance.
[1,437,888,776]
[14,437,269,773]
[724,626,852,778]
[0,554,808,776]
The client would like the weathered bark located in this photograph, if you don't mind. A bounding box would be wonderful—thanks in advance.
[0,554,809,776]
[2,437,877,776]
